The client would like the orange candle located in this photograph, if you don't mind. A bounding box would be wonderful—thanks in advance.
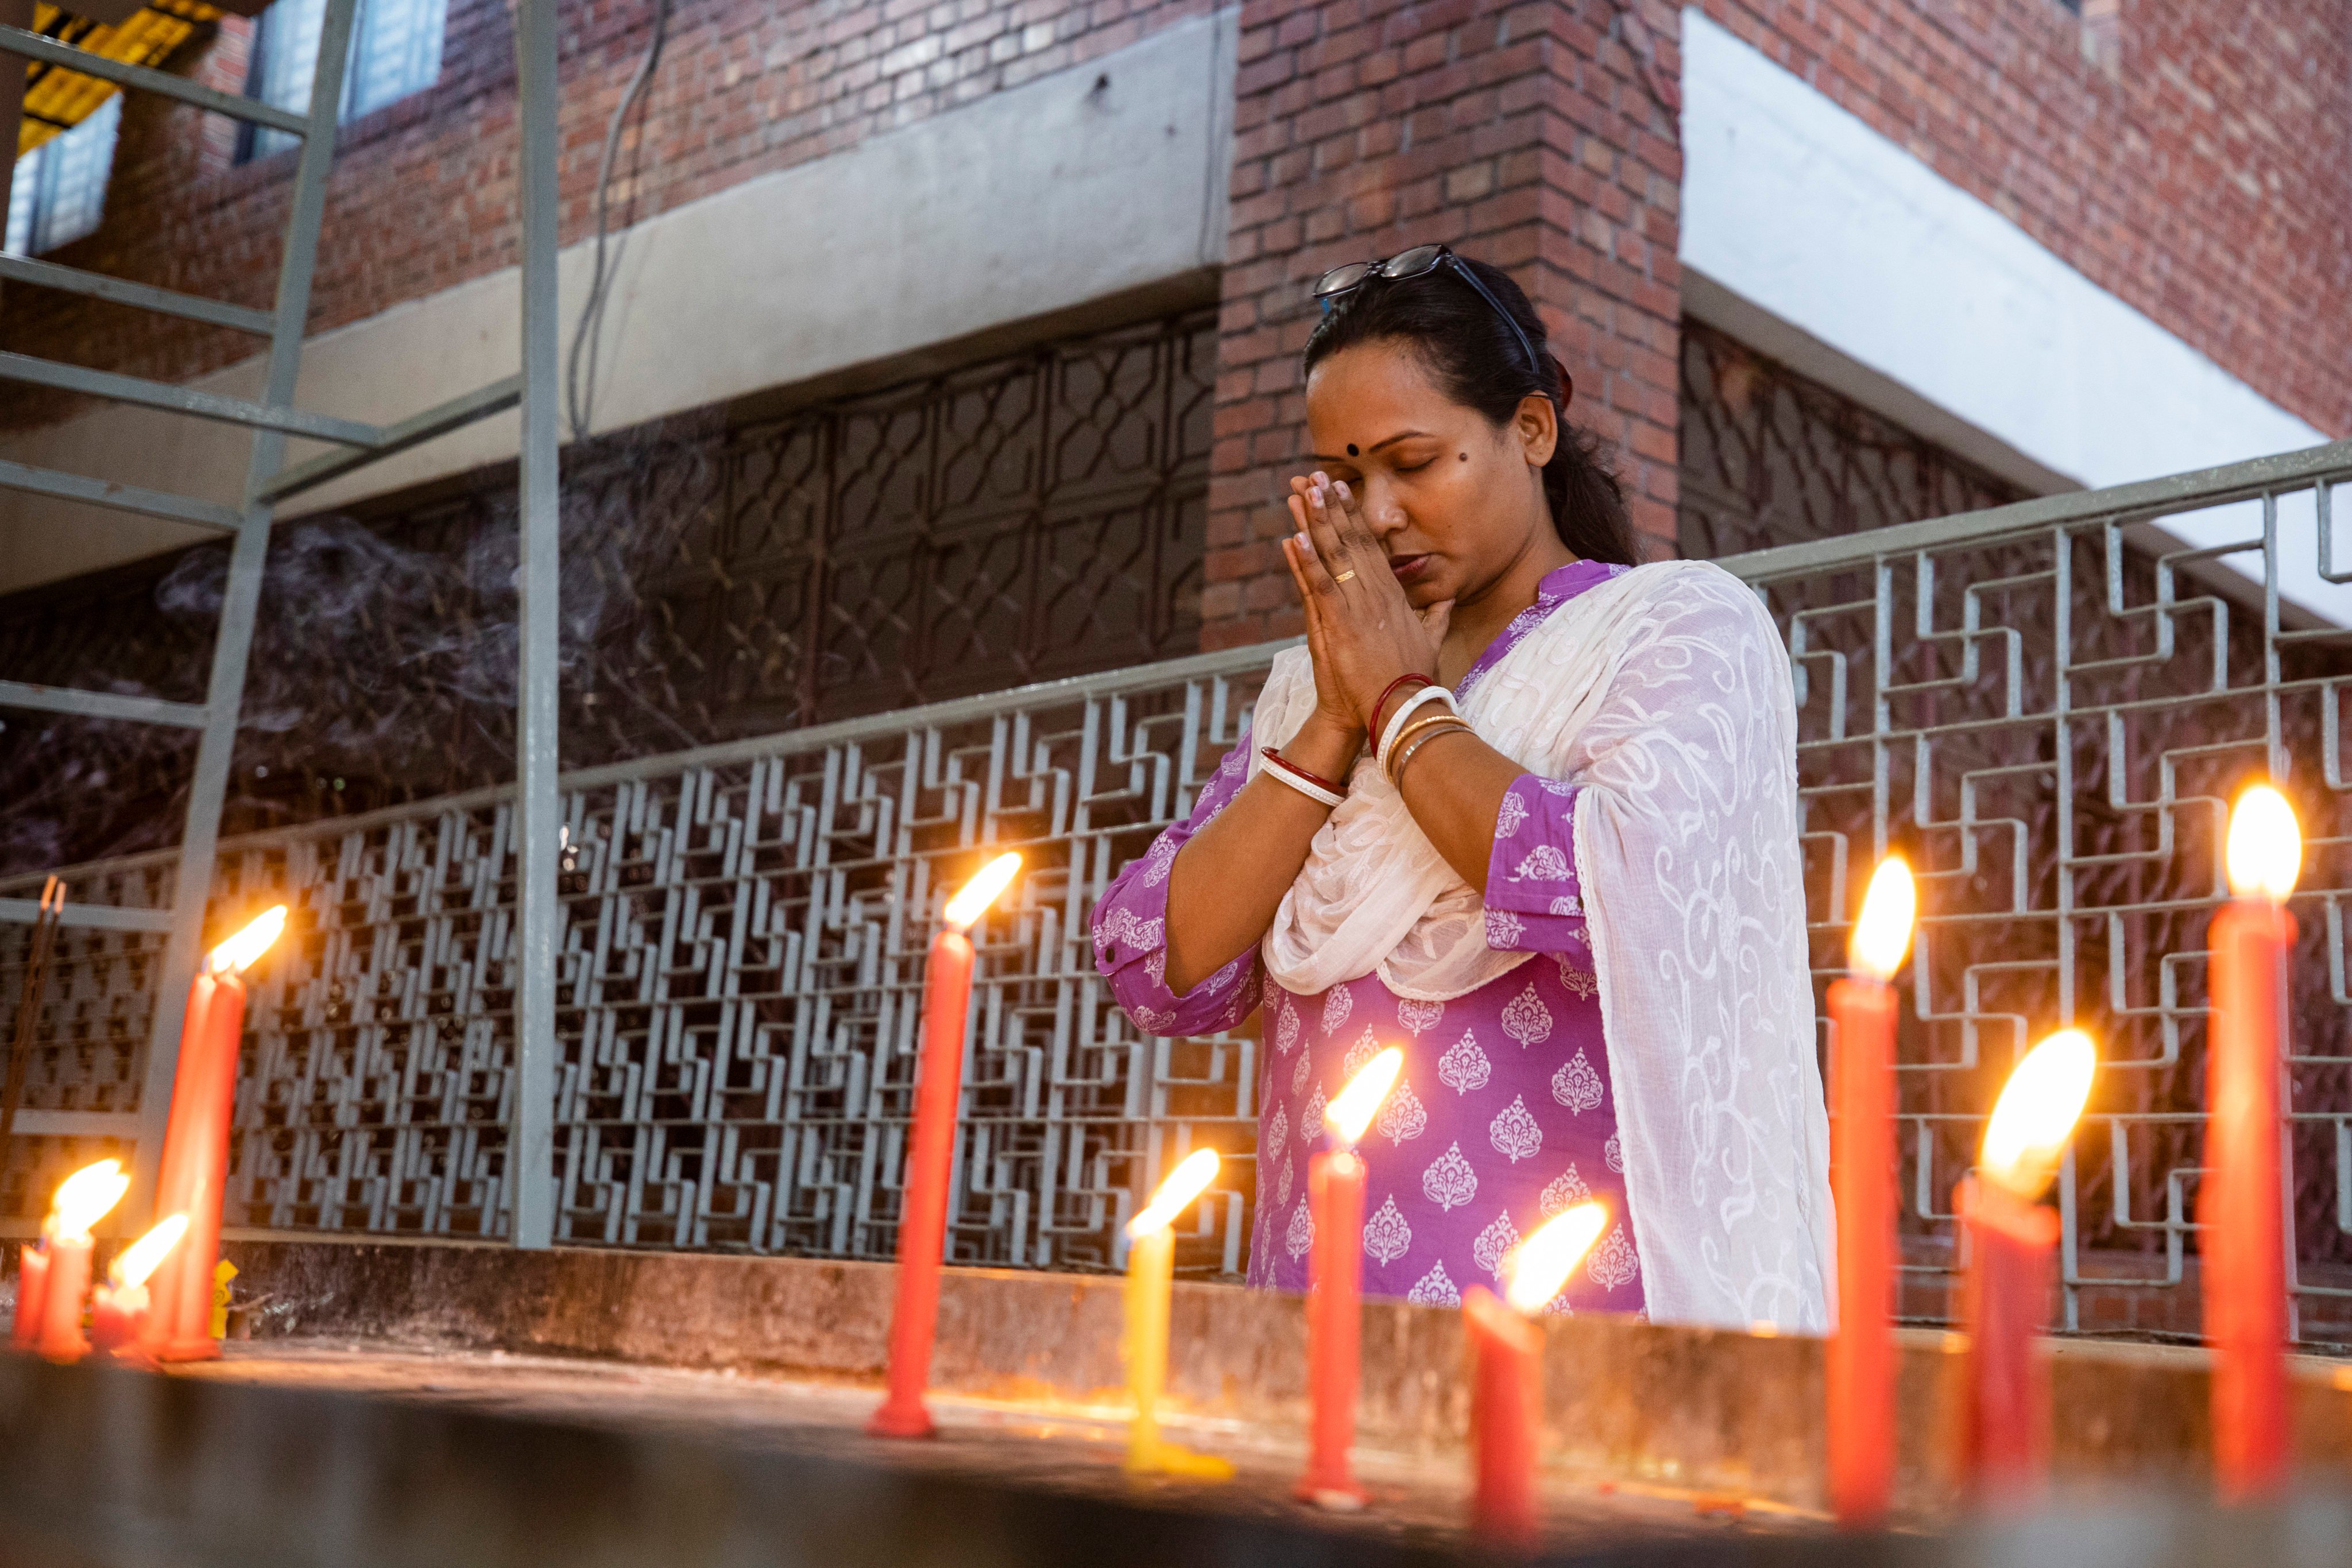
[1295,1046,1401,1508]
[142,907,284,1362]
[1464,1199,1610,1546]
[870,853,1022,1440]
[1956,1029,2094,1506]
[1827,856,1914,1527]
[31,1158,131,1363]
[2205,783,2299,1501]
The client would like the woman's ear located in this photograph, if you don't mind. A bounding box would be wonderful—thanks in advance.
[1515,391,1560,470]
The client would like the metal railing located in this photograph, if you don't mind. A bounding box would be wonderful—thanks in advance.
[7,438,2352,1339]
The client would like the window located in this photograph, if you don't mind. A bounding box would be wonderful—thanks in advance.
[5,94,123,256]
[243,0,447,159]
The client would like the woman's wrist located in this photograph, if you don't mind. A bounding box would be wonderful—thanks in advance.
[1285,712,1365,785]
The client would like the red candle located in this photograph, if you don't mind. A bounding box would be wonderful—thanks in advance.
[1827,856,1913,1527]
[1464,1198,1608,1545]
[2205,783,2299,1501]
[870,853,1022,1440]
[90,1213,189,1360]
[10,1243,48,1350]
[142,906,283,1363]
[1956,1029,2095,1507]
[89,1282,148,1355]
[28,1157,132,1364]
[1955,1174,2057,1501]
[1295,1047,1401,1508]
[1463,1288,1541,1542]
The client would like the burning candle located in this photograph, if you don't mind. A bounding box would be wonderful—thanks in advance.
[142,906,285,1362]
[1121,1146,1233,1479]
[870,852,1022,1440]
[1463,1199,1610,1545]
[90,1214,188,1357]
[33,1158,131,1362]
[2206,783,2300,1501]
[1956,1027,2095,1505]
[1827,855,1915,1526]
[1295,1044,1402,1509]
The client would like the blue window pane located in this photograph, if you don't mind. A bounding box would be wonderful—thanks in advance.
[5,94,124,257]
[249,0,446,158]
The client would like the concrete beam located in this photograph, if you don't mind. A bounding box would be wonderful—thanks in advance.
[0,10,1239,594]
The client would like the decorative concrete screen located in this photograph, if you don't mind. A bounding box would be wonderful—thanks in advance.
[7,440,2352,1342]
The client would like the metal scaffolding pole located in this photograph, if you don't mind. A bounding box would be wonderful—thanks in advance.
[509,0,562,1250]
[128,0,360,1222]
[5,0,564,1241]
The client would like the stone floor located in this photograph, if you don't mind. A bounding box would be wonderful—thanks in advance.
[170,1339,1834,1558]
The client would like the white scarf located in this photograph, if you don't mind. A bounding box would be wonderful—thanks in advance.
[1245,561,1835,1332]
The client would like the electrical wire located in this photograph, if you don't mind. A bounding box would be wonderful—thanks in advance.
[565,0,674,443]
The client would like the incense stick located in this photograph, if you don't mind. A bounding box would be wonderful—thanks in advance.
[0,876,64,1150]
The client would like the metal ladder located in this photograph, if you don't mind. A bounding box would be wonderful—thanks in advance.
[0,0,562,1246]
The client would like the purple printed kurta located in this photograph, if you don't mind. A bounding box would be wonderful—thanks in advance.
[1092,560,1646,1315]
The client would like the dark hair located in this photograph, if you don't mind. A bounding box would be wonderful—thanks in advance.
[1301,257,1641,567]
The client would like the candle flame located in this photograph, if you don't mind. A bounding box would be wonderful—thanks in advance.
[2225,784,2300,904]
[1980,1028,2096,1198]
[108,1214,188,1290]
[1128,1148,1221,1238]
[47,1158,130,1241]
[1325,1046,1403,1148]
[209,905,288,974]
[943,853,1022,931]
[1502,1200,1609,1315]
[1848,856,1916,982]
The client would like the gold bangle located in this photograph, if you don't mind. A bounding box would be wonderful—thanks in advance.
[1391,721,1473,787]
[1387,718,1473,787]
[1387,712,1465,764]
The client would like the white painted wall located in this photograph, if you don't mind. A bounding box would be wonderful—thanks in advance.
[1677,7,2347,621]
[0,9,1237,593]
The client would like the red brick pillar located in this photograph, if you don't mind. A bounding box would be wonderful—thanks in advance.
[1203,0,1684,650]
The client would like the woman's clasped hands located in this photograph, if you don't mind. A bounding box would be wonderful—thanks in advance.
[1280,472,1456,745]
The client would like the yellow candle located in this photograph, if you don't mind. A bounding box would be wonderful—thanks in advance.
[1123,1148,1232,1480]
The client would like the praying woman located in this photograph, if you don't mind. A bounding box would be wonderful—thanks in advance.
[1092,247,1832,1330]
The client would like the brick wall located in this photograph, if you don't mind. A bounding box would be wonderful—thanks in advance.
[1200,0,1686,648]
[1696,0,2352,443]
[0,0,1213,431]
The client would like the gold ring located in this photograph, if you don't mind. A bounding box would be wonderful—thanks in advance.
[1333,570,1357,584]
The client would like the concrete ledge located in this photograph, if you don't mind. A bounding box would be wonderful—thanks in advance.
[217,1240,2352,1519]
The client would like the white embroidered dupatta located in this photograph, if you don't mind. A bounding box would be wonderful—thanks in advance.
[1245,561,1834,1331]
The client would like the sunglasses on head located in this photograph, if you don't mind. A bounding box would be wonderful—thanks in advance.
[1313,244,1545,385]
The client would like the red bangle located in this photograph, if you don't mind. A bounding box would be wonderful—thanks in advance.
[1368,674,1432,741]
[1261,746,1346,796]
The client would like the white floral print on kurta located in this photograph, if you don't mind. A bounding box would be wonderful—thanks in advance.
[1378,1078,1428,1145]
[1540,1163,1591,1215]
[1438,1029,1491,1095]
[1407,1259,1462,1307]
[1551,1048,1604,1113]
[1363,1196,1412,1264]
[1422,1142,1478,1211]
[1500,985,1553,1048]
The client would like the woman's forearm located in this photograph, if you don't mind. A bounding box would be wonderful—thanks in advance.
[1164,715,1363,993]
[1391,729,1526,890]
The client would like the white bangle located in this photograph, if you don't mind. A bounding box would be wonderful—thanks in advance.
[1260,753,1346,809]
[1377,686,1454,773]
